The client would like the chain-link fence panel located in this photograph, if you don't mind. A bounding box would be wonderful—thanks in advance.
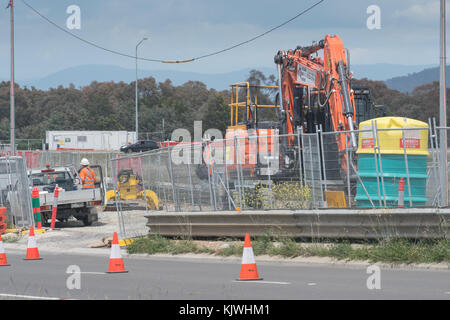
[0,156,34,228]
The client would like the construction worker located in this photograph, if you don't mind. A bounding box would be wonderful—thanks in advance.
[79,158,97,189]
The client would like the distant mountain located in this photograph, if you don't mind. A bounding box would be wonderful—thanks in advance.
[7,63,439,92]
[385,66,449,93]
[351,64,435,81]
[19,65,277,91]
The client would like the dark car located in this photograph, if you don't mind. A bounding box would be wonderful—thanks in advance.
[120,140,159,153]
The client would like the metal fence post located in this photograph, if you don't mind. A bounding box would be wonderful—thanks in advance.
[234,136,243,209]
[224,140,232,210]
[428,118,440,206]
[138,155,149,215]
[308,135,317,209]
[157,151,168,212]
[314,127,324,207]
[401,128,413,207]
[371,121,383,207]
[345,134,352,208]
[167,145,178,212]
[186,147,195,211]
[319,125,327,192]
[296,127,303,187]
[373,121,387,207]
[111,157,125,238]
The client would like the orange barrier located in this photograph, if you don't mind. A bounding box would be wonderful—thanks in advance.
[0,207,6,235]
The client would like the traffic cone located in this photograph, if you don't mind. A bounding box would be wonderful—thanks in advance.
[0,234,10,266]
[398,177,405,208]
[237,233,262,281]
[24,226,42,260]
[107,232,128,273]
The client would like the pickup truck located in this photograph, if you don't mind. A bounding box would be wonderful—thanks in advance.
[28,164,105,226]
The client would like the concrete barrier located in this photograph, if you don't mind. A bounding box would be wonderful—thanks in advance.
[145,208,450,239]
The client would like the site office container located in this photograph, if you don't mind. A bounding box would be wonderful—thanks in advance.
[46,131,137,151]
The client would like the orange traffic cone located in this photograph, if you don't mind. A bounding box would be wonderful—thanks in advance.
[107,232,128,273]
[0,234,10,266]
[237,233,262,281]
[24,226,42,260]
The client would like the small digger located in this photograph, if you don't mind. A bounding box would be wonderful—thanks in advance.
[105,169,160,210]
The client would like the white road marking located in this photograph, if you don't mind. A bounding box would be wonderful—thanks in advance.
[66,271,107,275]
[307,283,317,286]
[0,293,73,300]
[232,280,290,285]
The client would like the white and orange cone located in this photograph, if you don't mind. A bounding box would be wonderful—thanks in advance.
[237,233,262,281]
[24,226,42,260]
[0,234,10,266]
[107,232,128,273]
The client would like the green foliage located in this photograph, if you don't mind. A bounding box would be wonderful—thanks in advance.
[127,233,450,264]
[240,182,312,209]
[1,72,445,142]
[352,79,447,123]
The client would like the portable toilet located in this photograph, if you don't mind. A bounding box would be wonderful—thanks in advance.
[355,117,429,208]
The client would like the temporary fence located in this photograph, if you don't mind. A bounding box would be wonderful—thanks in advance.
[14,118,449,240]
[0,156,34,228]
[0,139,45,151]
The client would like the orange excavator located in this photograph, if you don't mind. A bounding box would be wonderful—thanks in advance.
[223,34,382,183]
[274,34,358,171]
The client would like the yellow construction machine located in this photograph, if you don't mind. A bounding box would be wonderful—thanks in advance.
[106,169,160,210]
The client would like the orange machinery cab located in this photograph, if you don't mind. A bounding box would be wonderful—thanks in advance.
[225,83,280,178]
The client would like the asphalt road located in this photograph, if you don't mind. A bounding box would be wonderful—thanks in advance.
[0,250,449,300]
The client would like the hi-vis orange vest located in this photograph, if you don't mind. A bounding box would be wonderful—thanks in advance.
[80,167,96,189]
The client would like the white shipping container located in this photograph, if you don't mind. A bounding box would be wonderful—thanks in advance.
[46,131,137,151]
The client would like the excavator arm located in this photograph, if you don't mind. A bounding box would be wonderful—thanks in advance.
[274,34,357,162]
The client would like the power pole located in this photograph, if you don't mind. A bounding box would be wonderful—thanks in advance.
[9,0,15,156]
[439,0,448,207]
[135,37,147,143]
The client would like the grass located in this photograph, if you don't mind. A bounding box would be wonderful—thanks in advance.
[127,234,215,255]
[126,233,450,265]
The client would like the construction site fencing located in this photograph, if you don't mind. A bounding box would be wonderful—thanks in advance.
[0,156,34,228]
[14,119,449,240]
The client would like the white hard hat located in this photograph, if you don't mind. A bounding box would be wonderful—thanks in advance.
[80,158,90,166]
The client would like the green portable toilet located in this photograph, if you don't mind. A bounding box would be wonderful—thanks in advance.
[355,117,429,208]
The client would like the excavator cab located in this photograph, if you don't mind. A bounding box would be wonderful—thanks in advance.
[225,82,281,178]
[353,87,386,126]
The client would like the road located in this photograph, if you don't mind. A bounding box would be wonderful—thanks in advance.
[0,249,449,300]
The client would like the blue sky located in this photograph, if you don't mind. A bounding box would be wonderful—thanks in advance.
[0,0,446,80]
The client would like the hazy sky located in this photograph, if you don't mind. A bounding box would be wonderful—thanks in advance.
[0,0,446,80]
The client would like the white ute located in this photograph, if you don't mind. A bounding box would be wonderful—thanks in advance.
[28,164,105,226]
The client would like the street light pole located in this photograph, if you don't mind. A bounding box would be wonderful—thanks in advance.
[135,37,148,142]
[9,0,15,156]
[439,0,448,207]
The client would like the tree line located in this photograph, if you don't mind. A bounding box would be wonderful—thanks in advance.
[0,70,446,146]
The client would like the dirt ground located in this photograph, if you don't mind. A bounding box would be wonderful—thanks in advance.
[3,208,121,253]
